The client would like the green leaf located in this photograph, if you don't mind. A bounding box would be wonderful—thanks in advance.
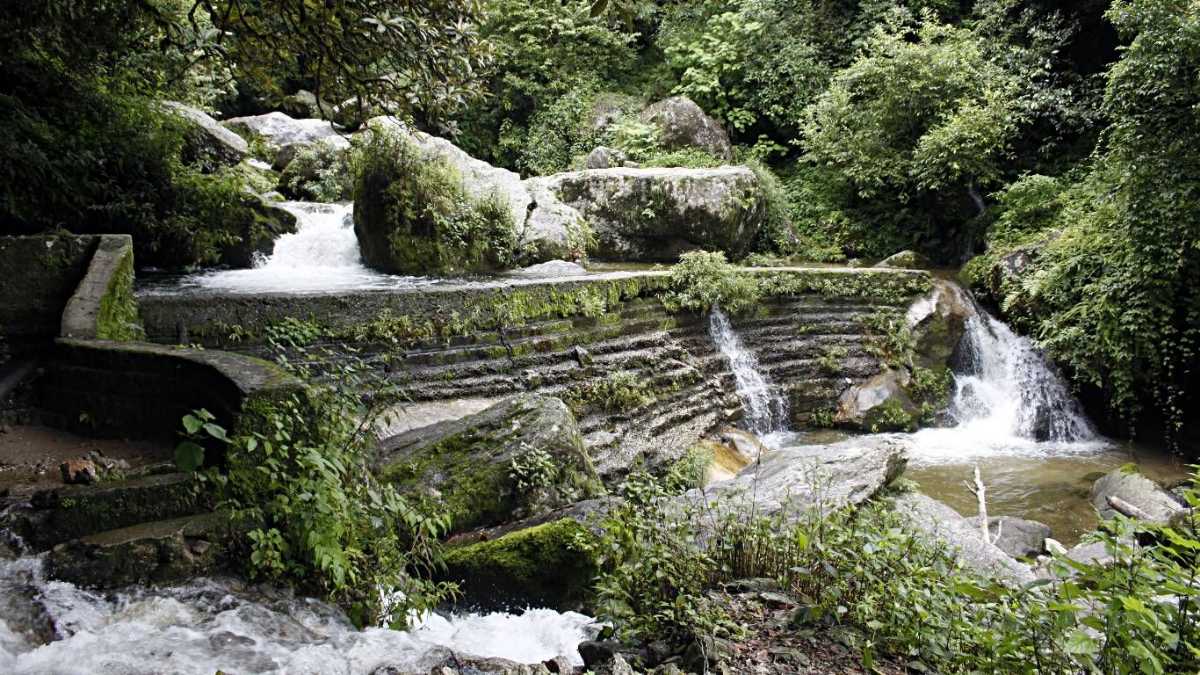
[203,422,229,442]
[174,440,205,472]
[182,414,203,435]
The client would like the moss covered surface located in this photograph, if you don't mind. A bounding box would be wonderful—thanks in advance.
[95,240,143,341]
[442,517,599,610]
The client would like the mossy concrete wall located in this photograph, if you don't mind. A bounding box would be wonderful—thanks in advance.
[0,234,98,359]
[61,234,143,341]
[38,338,303,440]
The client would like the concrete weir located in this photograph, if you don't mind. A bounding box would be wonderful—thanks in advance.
[138,267,932,478]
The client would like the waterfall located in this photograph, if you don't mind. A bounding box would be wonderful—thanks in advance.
[708,307,789,436]
[181,202,427,294]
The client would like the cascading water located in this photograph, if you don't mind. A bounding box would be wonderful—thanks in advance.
[909,296,1105,461]
[708,307,789,436]
[0,554,598,674]
[161,202,432,294]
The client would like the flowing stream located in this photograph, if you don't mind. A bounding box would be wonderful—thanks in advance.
[707,307,789,436]
[0,554,598,674]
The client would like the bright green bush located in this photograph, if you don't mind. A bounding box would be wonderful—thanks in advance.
[662,251,762,314]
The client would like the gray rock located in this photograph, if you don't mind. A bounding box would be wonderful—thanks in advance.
[693,436,908,518]
[1091,467,1182,525]
[521,177,591,263]
[223,112,344,163]
[835,369,917,431]
[280,89,332,120]
[161,102,248,171]
[272,135,351,172]
[875,250,933,270]
[585,146,627,170]
[968,516,1051,558]
[906,279,973,369]
[536,166,767,261]
[376,394,603,533]
[891,492,1037,586]
[639,96,733,161]
[506,261,589,278]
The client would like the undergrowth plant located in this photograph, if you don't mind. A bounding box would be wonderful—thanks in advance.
[662,250,762,314]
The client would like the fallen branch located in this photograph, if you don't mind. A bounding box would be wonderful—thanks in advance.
[1107,495,1156,521]
[964,466,1000,545]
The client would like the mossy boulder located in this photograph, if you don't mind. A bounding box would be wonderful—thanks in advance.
[442,515,601,611]
[161,102,248,172]
[538,166,767,261]
[216,195,299,268]
[875,249,933,270]
[907,279,972,369]
[377,394,604,533]
[639,96,733,162]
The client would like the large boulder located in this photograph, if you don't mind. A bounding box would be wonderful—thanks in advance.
[891,492,1037,586]
[536,167,767,261]
[639,96,733,161]
[161,102,248,171]
[216,196,298,268]
[1091,467,1183,525]
[834,369,919,431]
[377,394,604,534]
[223,112,345,164]
[692,436,909,518]
[968,515,1051,559]
[584,146,627,170]
[906,279,973,369]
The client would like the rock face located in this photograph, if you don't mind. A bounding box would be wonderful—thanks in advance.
[639,96,733,161]
[377,394,604,533]
[835,368,916,430]
[969,516,1051,559]
[1091,467,1182,525]
[538,167,766,261]
[522,176,590,262]
[892,492,1037,586]
[161,102,248,171]
[695,436,909,518]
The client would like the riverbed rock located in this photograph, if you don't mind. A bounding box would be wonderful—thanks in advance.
[968,515,1051,559]
[639,96,732,161]
[536,166,766,261]
[217,195,299,268]
[875,250,933,270]
[891,492,1037,586]
[377,394,604,534]
[59,458,96,485]
[45,513,230,588]
[693,436,908,518]
[834,369,918,432]
[1091,467,1182,525]
[162,102,248,171]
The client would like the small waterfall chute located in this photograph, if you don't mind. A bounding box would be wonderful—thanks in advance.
[707,307,789,436]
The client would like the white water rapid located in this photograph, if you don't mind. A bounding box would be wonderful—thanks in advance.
[0,555,598,674]
[708,307,790,436]
[175,202,433,294]
[909,303,1107,462]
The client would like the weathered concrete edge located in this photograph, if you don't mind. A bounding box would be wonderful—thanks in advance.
[61,234,142,341]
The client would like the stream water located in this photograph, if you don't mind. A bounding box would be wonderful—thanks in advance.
[0,553,598,674]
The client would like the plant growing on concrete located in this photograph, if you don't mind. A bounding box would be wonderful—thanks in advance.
[662,250,762,314]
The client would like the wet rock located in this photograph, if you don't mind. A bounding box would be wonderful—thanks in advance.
[891,492,1037,586]
[578,639,621,669]
[694,436,908,518]
[377,394,603,533]
[161,102,248,171]
[59,459,96,485]
[536,167,766,262]
[425,654,553,675]
[1091,467,1182,525]
[215,195,299,268]
[46,513,230,588]
[907,279,973,369]
[875,250,933,270]
[968,516,1051,558]
[639,96,732,161]
[834,369,918,431]
[585,146,627,170]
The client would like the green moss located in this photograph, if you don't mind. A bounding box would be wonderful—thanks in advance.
[442,518,599,609]
[95,244,143,341]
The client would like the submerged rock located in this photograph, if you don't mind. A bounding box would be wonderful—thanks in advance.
[639,96,733,161]
[968,515,1051,559]
[161,102,248,171]
[1091,467,1182,525]
[891,492,1037,586]
[538,166,767,261]
[377,394,604,534]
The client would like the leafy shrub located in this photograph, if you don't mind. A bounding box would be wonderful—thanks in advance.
[178,344,457,629]
[351,130,517,275]
[662,251,762,314]
[565,370,656,414]
[280,141,352,202]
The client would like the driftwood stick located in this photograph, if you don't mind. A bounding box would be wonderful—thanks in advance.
[965,466,991,543]
[1107,495,1155,521]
